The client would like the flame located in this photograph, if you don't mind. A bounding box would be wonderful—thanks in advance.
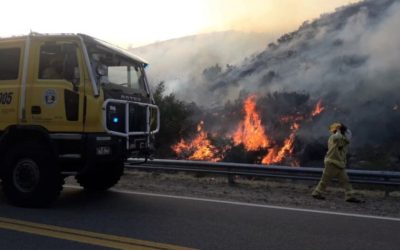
[232,95,271,150]
[311,99,325,117]
[262,123,300,165]
[172,94,304,166]
[172,121,222,162]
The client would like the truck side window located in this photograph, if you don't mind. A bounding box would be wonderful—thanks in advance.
[0,48,20,80]
[39,44,78,81]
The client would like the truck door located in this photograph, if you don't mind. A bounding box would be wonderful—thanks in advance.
[0,43,23,131]
[26,40,85,132]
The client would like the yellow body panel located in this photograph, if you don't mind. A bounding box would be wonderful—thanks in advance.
[84,91,105,132]
[0,35,107,134]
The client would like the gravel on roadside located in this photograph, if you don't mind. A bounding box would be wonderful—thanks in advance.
[101,170,400,218]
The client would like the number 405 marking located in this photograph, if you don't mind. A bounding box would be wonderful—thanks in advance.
[0,92,13,104]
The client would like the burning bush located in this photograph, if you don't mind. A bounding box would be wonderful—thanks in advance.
[171,93,327,166]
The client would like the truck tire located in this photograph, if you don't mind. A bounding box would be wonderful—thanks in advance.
[76,161,124,191]
[2,143,64,207]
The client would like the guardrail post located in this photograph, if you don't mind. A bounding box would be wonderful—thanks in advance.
[384,176,390,197]
[228,167,235,186]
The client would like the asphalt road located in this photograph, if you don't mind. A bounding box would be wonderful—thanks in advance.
[0,187,399,250]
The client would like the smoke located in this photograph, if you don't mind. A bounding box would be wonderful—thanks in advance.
[208,0,400,97]
[130,31,275,104]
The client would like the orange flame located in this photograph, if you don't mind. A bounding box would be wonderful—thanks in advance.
[232,95,270,150]
[262,123,300,165]
[172,121,222,162]
[311,99,325,117]
[172,94,303,166]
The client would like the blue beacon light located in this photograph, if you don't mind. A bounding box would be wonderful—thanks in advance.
[112,117,119,123]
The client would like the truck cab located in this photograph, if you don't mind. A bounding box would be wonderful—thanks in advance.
[0,33,159,207]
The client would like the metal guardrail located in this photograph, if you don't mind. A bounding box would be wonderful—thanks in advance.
[125,159,400,190]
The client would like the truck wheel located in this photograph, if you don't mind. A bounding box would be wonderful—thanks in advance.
[1,143,64,207]
[76,161,124,191]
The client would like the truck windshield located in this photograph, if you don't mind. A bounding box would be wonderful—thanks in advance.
[87,45,148,94]
[107,65,144,90]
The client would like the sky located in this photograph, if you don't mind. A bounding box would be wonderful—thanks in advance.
[0,0,359,48]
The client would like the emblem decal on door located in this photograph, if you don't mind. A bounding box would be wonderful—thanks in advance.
[44,89,57,106]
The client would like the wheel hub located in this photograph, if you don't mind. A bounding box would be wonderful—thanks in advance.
[12,159,40,193]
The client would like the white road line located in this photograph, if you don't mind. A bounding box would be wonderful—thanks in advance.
[64,185,400,222]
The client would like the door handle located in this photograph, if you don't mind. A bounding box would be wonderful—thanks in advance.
[31,106,41,114]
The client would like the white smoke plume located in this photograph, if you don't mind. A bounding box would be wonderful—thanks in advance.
[130,31,275,101]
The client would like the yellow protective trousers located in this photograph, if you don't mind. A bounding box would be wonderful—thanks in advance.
[312,162,354,200]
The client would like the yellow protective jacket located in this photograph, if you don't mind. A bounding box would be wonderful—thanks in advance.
[324,132,350,168]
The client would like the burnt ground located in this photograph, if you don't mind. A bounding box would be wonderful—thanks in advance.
[97,170,400,218]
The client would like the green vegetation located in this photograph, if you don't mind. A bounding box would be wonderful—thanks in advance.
[153,82,196,157]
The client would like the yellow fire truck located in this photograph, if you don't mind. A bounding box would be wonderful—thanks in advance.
[0,33,159,207]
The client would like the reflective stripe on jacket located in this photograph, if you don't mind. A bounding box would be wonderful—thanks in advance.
[324,132,349,168]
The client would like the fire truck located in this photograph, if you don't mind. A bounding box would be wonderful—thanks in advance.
[0,33,159,207]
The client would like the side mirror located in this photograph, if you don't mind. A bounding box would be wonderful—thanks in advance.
[65,65,80,91]
[71,67,80,91]
[96,64,108,76]
[73,67,80,79]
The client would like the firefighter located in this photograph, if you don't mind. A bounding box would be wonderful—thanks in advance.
[312,122,363,203]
